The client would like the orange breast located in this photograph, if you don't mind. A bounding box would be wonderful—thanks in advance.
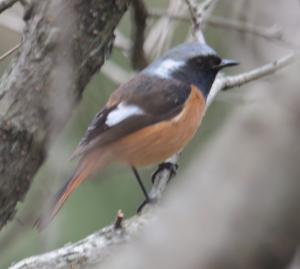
[110,85,206,166]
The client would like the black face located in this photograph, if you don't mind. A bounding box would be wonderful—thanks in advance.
[188,55,222,72]
[171,55,222,98]
[143,42,238,99]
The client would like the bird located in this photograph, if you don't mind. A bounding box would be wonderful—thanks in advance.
[35,41,238,230]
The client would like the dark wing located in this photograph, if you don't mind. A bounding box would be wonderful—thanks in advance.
[70,74,191,159]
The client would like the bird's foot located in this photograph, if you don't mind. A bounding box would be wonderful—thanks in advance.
[151,162,178,183]
[137,197,158,214]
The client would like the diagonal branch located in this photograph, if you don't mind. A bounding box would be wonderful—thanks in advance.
[149,10,295,47]
[185,0,218,43]
[0,43,21,62]
[206,53,295,106]
[0,0,20,13]
[221,54,295,90]
[130,0,148,70]
[207,16,282,40]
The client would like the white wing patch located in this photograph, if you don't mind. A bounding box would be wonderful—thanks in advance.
[105,102,145,127]
[149,59,185,79]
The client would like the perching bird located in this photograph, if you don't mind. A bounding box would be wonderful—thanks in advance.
[36,42,238,229]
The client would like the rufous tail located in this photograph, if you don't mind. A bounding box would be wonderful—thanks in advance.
[34,158,96,231]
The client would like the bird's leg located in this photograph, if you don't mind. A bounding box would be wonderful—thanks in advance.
[131,166,150,201]
[151,162,178,183]
[131,166,157,213]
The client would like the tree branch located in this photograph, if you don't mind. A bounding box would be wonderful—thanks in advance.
[0,0,130,230]
[185,0,218,43]
[114,30,132,52]
[130,0,148,70]
[149,10,288,44]
[206,53,295,106]
[10,216,150,269]
[9,54,294,269]
[0,0,20,13]
[101,61,134,84]
[0,43,21,62]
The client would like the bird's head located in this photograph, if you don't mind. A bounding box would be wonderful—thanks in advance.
[144,42,239,97]
[162,41,239,72]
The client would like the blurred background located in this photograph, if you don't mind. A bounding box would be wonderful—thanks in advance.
[0,0,298,268]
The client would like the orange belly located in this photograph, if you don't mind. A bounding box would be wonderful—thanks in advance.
[110,85,206,166]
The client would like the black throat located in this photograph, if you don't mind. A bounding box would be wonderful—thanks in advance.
[171,64,218,98]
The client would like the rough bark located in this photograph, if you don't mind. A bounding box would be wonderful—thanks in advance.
[0,0,19,13]
[0,0,130,230]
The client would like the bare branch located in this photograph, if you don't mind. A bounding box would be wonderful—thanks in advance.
[207,16,283,40]
[207,53,295,106]
[148,154,179,201]
[149,10,287,44]
[222,54,295,90]
[185,0,218,43]
[0,0,20,13]
[9,216,149,269]
[9,154,176,269]
[114,30,131,52]
[144,0,185,60]
[101,61,134,84]
[0,43,21,62]
[207,17,298,49]
[130,0,148,70]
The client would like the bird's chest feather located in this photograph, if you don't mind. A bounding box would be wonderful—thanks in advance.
[112,85,206,166]
[170,84,205,136]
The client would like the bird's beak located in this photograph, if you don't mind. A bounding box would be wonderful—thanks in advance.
[217,59,239,70]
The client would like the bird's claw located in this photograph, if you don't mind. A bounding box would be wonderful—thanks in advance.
[137,197,158,214]
[151,162,178,183]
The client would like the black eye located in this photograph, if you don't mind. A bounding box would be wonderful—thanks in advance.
[208,57,221,67]
[193,57,205,66]
[190,56,221,69]
[193,56,220,65]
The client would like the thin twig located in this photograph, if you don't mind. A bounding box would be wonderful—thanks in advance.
[101,61,134,84]
[130,0,148,70]
[207,17,298,49]
[185,0,218,43]
[222,54,295,90]
[115,30,131,52]
[185,0,205,43]
[0,0,19,13]
[206,53,295,107]
[149,10,289,44]
[0,43,21,62]
[114,210,125,229]
[207,16,282,40]
[144,0,185,60]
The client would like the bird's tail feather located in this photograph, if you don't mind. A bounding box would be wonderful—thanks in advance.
[34,158,96,231]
